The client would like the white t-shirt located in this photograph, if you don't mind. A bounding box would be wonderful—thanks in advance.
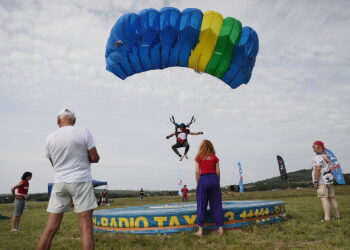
[178,132,187,140]
[312,154,333,184]
[46,126,96,183]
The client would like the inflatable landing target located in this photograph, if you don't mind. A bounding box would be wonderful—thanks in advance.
[93,200,286,234]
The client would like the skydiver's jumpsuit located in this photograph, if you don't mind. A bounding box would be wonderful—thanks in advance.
[172,129,190,156]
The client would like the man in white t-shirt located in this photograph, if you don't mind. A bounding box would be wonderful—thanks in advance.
[38,109,100,250]
[312,140,340,222]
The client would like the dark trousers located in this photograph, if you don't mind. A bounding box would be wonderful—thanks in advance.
[196,173,224,227]
[172,141,190,156]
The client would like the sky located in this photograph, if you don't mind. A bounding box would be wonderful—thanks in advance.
[1,0,349,193]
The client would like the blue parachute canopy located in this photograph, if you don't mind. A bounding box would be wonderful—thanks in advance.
[105,7,259,89]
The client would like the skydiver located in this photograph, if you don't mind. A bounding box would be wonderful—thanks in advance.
[166,123,203,161]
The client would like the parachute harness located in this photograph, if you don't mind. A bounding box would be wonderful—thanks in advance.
[169,115,196,134]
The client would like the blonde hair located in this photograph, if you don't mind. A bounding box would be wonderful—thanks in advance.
[196,140,216,160]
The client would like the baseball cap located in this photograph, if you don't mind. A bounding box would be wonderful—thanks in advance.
[58,108,75,118]
[313,140,325,150]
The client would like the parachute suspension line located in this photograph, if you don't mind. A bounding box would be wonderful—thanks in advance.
[143,68,169,109]
[166,68,172,113]
[192,70,203,113]
[191,70,206,117]
[166,67,177,114]
[143,71,156,93]
[131,70,153,108]
[196,73,213,116]
[196,73,232,117]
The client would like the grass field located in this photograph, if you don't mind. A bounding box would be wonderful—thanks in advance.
[0,187,349,250]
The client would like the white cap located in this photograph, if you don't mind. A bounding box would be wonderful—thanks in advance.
[58,108,75,118]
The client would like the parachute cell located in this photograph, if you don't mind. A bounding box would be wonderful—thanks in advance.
[159,7,182,68]
[138,9,160,71]
[205,17,242,78]
[105,7,259,89]
[222,27,259,88]
[188,11,223,72]
[169,8,203,67]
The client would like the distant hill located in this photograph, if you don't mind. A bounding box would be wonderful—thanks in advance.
[243,169,350,191]
[1,170,349,203]
[0,189,180,204]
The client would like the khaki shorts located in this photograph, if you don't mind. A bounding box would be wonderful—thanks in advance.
[47,182,97,213]
[317,184,335,198]
[14,198,26,216]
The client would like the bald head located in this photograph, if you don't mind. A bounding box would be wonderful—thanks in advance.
[57,109,76,127]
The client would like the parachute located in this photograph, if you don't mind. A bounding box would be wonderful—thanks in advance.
[106,7,259,89]
[325,149,346,184]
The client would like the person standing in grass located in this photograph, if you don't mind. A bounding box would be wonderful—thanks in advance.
[10,171,32,231]
[181,185,188,202]
[140,188,144,201]
[312,140,341,222]
[38,109,100,250]
[100,190,108,206]
[194,140,224,236]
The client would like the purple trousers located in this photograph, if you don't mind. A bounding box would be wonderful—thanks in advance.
[196,173,224,227]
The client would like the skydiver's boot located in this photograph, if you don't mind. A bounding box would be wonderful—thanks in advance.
[179,155,184,161]
[184,154,188,160]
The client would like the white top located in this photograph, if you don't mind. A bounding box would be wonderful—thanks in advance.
[177,132,187,140]
[312,154,333,184]
[46,126,96,183]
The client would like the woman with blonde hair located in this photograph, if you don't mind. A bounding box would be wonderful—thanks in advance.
[194,140,223,236]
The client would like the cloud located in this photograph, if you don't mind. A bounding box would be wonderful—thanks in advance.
[0,0,349,193]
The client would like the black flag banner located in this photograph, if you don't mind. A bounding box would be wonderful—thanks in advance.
[277,155,288,180]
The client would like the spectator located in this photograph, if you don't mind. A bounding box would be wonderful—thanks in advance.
[181,185,188,202]
[312,141,341,222]
[38,109,100,250]
[100,190,108,206]
[194,140,223,236]
[140,188,144,201]
[10,171,32,231]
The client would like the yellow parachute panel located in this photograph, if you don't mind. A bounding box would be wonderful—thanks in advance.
[188,11,223,71]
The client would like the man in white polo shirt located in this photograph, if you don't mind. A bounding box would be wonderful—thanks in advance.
[38,109,100,250]
[312,140,341,222]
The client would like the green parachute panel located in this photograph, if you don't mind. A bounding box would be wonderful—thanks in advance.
[205,17,242,78]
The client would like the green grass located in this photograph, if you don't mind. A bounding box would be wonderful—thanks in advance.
[1,187,349,250]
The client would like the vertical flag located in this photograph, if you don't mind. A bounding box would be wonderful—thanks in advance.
[325,149,345,184]
[177,167,183,196]
[237,162,244,193]
[277,155,288,180]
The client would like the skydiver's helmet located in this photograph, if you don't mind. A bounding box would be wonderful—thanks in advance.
[179,123,187,131]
